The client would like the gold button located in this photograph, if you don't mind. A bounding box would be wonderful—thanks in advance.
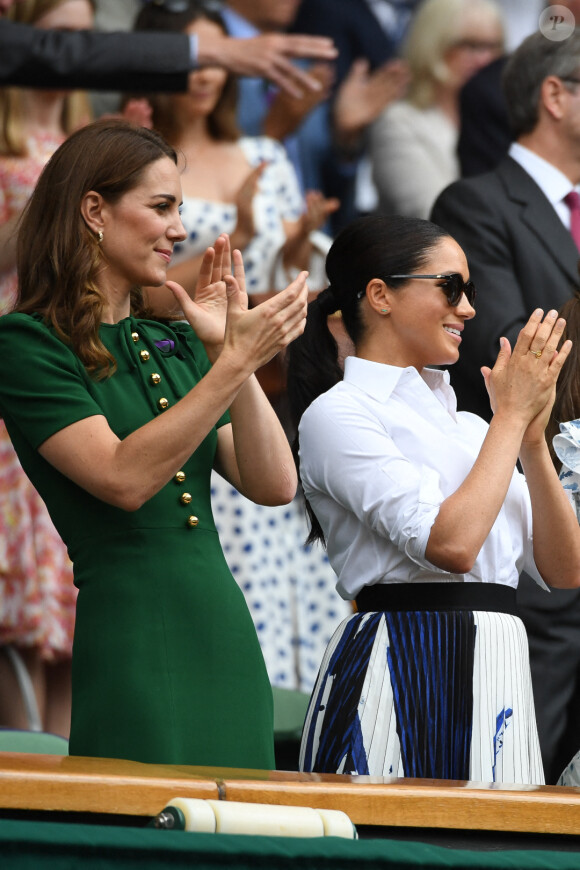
[131,331,139,343]
[150,372,161,385]
[187,515,199,528]
[158,397,169,410]
[180,492,192,505]
[174,471,186,483]
[140,349,150,362]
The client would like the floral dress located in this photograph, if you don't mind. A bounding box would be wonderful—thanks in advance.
[0,131,76,661]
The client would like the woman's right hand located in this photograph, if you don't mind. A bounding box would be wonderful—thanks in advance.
[481,308,571,432]
[168,237,308,371]
[222,248,308,374]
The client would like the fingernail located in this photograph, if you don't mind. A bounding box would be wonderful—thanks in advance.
[547,309,557,318]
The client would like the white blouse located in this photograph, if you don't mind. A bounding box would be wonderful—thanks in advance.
[298,357,544,600]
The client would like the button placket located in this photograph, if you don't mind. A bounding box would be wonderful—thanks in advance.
[174,470,198,528]
[137,341,170,412]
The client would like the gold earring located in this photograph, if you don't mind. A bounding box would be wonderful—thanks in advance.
[97,230,103,244]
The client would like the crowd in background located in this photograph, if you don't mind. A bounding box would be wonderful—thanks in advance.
[4,0,580,785]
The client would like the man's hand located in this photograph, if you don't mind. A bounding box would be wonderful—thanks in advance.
[197,32,337,98]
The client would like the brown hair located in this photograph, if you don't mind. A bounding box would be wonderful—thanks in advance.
[133,0,239,143]
[546,294,580,469]
[15,119,178,377]
[0,0,95,156]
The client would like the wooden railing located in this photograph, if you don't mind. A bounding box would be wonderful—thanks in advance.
[1,752,580,837]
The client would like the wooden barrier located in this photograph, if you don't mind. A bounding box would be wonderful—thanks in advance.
[2,752,580,838]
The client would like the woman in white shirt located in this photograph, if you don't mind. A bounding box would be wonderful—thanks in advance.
[286,213,580,784]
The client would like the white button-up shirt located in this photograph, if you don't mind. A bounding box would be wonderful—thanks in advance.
[298,357,543,600]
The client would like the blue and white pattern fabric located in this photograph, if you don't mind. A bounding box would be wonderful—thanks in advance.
[558,750,580,786]
[211,477,352,693]
[553,418,580,523]
[301,608,544,784]
[553,418,580,785]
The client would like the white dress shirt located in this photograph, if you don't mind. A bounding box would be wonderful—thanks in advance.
[298,357,544,600]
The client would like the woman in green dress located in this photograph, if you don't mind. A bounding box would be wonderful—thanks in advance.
[0,118,308,769]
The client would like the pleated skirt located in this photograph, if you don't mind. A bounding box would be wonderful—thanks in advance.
[299,609,544,785]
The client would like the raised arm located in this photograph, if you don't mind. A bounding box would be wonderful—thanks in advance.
[0,20,336,97]
[426,309,580,586]
[38,241,307,511]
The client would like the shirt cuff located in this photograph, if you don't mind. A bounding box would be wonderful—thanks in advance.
[188,33,198,68]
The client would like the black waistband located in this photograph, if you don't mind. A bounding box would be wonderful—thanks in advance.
[355,582,517,615]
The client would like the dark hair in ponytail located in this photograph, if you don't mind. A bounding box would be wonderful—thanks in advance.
[287,213,451,545]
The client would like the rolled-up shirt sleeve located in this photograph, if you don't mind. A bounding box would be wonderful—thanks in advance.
[299,390,447,572]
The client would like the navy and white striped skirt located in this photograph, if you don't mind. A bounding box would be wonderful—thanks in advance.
[299,595,544,785]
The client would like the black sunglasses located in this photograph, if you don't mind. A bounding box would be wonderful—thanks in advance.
[385,273,476,307]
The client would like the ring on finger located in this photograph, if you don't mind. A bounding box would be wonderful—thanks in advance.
[528,348,542,358]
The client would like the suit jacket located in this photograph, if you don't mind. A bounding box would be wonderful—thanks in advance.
[457,56,512,178]
[431,156,580,420]
[0,21,190,92]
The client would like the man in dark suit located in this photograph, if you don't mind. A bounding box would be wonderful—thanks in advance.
[0,0,337,95]
[431,29,580,784]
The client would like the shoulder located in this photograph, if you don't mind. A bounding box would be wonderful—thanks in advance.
[431,165,506,221]
[372,100,411,135]
[0,312,80,367]
[299,382,372,439]
[0,310,48,339]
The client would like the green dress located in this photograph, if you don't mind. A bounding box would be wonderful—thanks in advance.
[0,312,275,769]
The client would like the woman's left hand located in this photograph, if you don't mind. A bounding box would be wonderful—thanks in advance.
[481,308,572,445]
[166,233,242,356]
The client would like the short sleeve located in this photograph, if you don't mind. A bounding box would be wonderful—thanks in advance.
[0,313,104,448]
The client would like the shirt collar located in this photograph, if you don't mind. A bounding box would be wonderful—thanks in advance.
[344,356,452,403]
[508,142,577,205]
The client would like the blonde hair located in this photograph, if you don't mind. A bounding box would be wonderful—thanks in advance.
[404,0,504,109]
[0,0,95,156]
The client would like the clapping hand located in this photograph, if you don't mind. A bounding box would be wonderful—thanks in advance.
[481,309,572,444]
[166,233,234,358]
[300,189,340,234]
[166,234,308,371]
[264,62,334,141]
[233,163,268,251]
[333,57,409,150]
